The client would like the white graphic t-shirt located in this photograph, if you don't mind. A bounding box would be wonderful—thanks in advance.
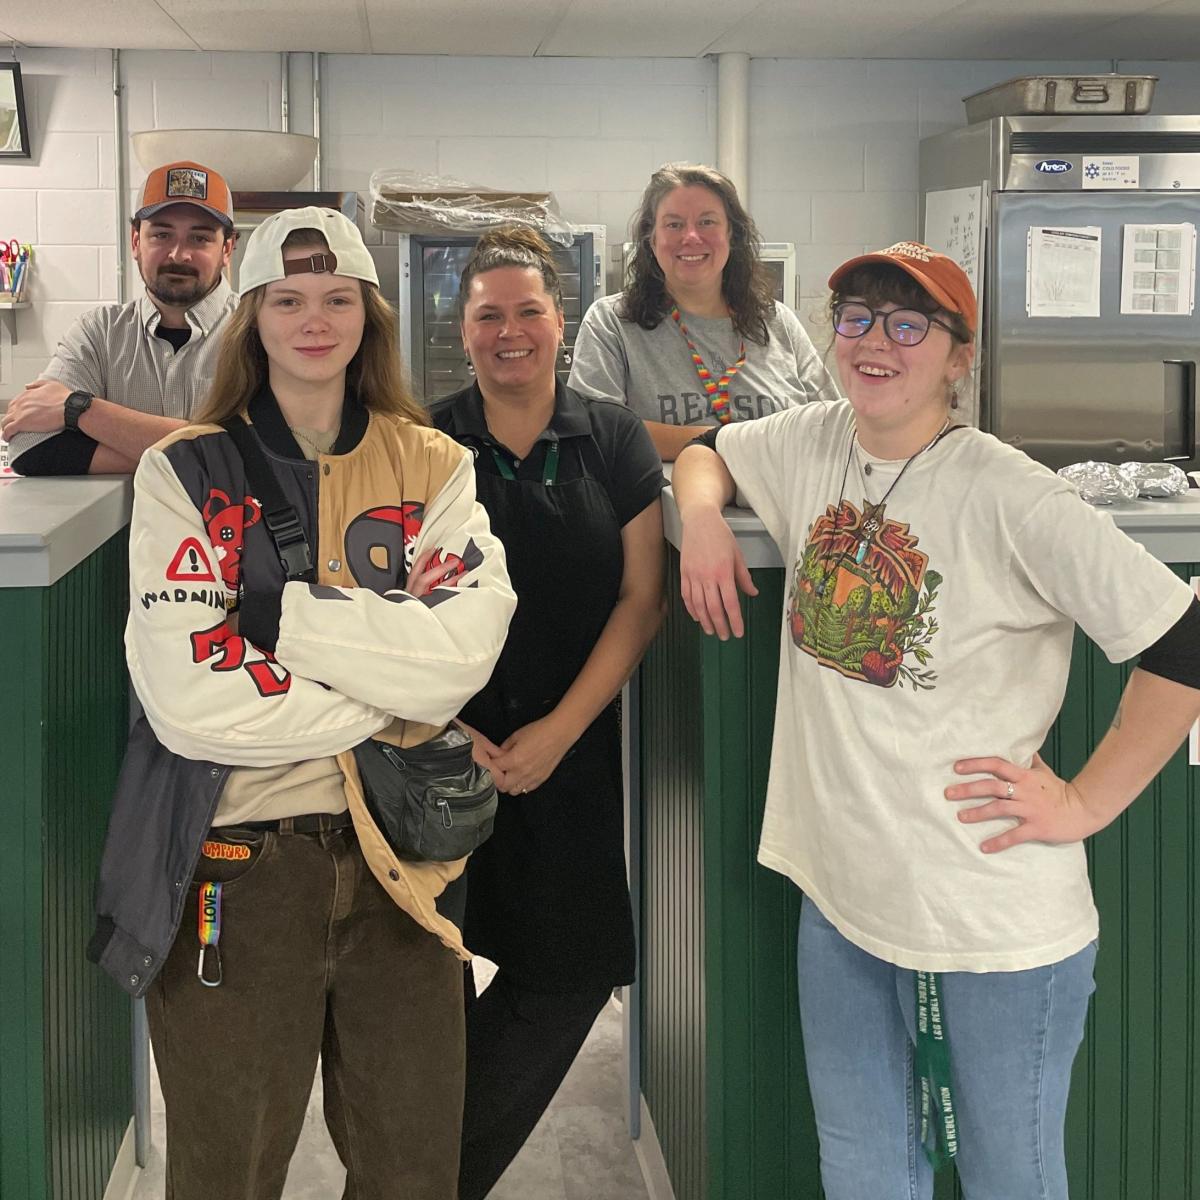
[713,399,1194,972]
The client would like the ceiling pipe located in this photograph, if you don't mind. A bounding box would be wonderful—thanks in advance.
[716,52,750,204]
[281,51,289,133]
[112,49,127,304]
[312,51,322,191]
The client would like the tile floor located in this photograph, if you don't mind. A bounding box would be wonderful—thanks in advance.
[130,963,650,1200]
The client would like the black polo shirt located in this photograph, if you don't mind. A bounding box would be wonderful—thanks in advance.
[430,380,665,528]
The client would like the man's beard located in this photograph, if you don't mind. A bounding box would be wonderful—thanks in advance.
[146,266,216,307]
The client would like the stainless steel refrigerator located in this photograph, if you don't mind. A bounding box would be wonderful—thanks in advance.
[920,116,1200,470]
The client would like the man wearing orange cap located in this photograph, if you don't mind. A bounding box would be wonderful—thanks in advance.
[3,160,237,476]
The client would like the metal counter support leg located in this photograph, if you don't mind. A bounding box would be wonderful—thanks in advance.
[132,998,151,1165]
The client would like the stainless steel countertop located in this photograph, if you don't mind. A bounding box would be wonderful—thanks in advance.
[662,480,1200,567]
[0,476,133,588]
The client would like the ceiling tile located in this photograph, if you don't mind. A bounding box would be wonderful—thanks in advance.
[364,0,569,55]
[157,0,370,51]
[1069,0,1200,59]
[705,0,966,59]
[3,0,196,49]
[878,0,1170,60]
[539,0,761,58]
[3,0,1199,59]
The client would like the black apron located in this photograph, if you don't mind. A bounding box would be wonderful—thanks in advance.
[461,439,635,992]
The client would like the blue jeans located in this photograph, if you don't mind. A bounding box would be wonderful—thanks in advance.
[797,897,1097,1200]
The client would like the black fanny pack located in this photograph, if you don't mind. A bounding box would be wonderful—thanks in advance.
[352,726,496,862]
[221,415,498,863]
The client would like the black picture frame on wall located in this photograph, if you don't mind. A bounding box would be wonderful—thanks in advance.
[0,63,31,159]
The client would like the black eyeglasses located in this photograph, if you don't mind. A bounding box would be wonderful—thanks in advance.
[833,302,956,348]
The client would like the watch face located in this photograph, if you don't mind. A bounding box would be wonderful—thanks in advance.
[65,392,92,430]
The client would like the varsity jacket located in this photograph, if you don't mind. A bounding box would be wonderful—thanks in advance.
[89,389,516,998]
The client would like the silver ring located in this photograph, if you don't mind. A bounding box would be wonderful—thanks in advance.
[1005,781,1015,799]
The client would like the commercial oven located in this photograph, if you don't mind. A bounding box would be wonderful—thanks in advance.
[397,227,602,405]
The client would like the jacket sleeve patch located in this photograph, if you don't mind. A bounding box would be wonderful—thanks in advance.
[202,489,262,598]
[190,619,292,697]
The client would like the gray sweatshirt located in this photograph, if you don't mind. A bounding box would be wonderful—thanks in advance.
[568,293,840,427]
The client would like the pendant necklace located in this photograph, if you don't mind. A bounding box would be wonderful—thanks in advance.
[815,418,954,598]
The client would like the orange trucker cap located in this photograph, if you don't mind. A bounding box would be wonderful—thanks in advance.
[828,241,977,336]
[134,161,234,230]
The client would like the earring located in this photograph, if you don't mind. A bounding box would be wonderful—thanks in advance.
[464,352,475,377]
[950,382,961,410]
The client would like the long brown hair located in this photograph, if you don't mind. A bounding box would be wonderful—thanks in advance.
[194,227,427,427]
[619,162,776,345]
[457,225,563,317]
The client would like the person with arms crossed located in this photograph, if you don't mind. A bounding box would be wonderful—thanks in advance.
[673,242,1200,1199]
[569,162,839,460]
[89,207,516,1199]
[3,159,237,475]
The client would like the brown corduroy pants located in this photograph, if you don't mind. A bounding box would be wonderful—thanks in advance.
[146,822,465,1200]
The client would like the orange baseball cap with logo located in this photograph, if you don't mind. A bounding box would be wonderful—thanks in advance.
[828,241,977,336]
[134,160,234,230]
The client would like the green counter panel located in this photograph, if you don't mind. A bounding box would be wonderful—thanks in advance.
[640,549,1200,1200]
[0,530,133,1200]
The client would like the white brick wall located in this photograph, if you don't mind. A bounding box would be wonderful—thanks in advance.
[2,47,1198,402]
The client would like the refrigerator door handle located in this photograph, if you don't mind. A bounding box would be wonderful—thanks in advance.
[1162,359,1197,462]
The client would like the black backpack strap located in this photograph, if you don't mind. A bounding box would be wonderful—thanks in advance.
[219,417,315,582]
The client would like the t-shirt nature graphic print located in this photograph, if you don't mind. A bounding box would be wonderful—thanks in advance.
[788,498,941,691]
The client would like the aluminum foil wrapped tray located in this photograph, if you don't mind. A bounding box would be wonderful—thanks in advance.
[1057,462,1138,505]
[1118,462,1190,498]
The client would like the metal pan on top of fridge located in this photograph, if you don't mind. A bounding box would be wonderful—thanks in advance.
[964,75,1157,124]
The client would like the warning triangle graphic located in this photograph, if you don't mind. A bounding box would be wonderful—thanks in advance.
[167,537,217,582]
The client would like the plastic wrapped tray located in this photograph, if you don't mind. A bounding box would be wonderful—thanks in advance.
[964,75,1156,123]
[369,169,574,246]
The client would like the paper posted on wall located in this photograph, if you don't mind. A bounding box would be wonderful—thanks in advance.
[1027,227,1102,318]
[1120,223,1197,316]
[924,186,984,296]
[923,185,987,427]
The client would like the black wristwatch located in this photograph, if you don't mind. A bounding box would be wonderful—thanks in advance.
[63,390,94,431]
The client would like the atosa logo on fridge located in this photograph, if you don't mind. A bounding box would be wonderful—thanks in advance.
[1034,159,1074,175]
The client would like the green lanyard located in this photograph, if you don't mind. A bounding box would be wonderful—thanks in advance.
[915,971,959,1169]
[489,439,559,486]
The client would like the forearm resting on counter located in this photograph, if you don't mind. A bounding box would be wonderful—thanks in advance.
[80,399,188,467]
[644,419,709,462]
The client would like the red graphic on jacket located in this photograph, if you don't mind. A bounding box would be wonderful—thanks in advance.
[203,489,262,597]
[344,503,426,590]
[191,620,291,697]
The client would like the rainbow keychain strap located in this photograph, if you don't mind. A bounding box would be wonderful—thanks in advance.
[671,305,747,426]
[196,881,223,988]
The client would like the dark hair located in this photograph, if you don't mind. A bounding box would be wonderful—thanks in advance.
[618,162,776,345]
[457,225,563,317]
[828,264,972,344]
[194,227,427,428]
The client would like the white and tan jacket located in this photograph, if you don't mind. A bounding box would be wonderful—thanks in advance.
[90,389,516,996]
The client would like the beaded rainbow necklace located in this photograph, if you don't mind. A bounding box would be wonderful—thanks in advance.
[670,305,747,426]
